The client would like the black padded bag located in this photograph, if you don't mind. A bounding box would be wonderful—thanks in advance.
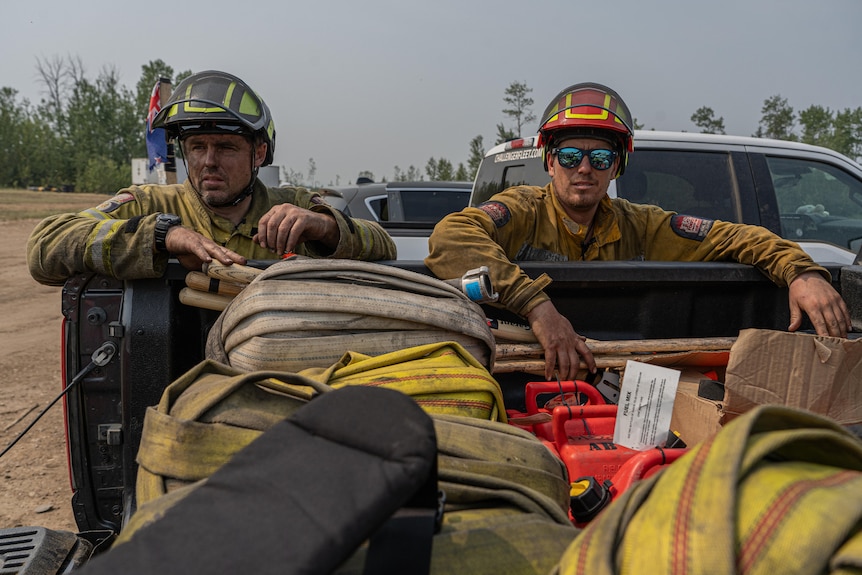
[76,386,439,575]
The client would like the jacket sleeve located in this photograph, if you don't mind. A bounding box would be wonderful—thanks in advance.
[426,197,552,317]
[308,203,397,261]
[26,192,168,286]
[701,220,831,286]
[634,206,830,287]
[282,187,397,261]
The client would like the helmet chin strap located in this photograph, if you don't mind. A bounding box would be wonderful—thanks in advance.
[222,167,258,207]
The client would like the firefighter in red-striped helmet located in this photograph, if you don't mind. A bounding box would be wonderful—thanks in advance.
[537,82,634,177]
[426,80,850,383]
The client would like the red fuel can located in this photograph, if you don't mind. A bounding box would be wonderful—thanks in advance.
[507,380,606,441]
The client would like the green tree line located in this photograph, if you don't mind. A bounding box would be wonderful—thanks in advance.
[0,57,189,193]
[1,61,859,193]
[690,96,862,159]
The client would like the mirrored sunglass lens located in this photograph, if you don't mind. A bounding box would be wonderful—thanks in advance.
[589,150,615,170]
[556,148,584,168]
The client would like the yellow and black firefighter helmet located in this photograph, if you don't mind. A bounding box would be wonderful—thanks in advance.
[153,70,276,166]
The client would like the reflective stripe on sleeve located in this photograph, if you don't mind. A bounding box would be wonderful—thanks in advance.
[81,208,116,220]
[357,223,374,260]
[84,219,127,276]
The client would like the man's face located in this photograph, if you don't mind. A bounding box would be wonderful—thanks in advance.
[182,133,266,207]
[547,136,620,224]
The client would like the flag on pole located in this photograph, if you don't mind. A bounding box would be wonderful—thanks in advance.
[146,79,168,171]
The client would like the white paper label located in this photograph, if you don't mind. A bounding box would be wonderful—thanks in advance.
[613,360,680,450]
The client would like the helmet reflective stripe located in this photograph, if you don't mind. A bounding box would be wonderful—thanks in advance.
[549,94,630,130]
[541,90,633,137]
[176,83,261,119]
[548,93,611,123]
[238,92,262,117]
[265,120,275,141]
[153,70,276,166]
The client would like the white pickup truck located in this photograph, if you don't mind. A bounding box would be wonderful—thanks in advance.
[472,131,862,266]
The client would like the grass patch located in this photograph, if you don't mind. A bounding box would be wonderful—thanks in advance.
[0,188,111,220]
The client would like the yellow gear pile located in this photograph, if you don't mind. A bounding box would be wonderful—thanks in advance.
[552,404,862,575]
[126,349,578,574]
[136,341,507,504]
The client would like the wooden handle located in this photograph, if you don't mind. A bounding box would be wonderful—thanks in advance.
[495,336,736,360]
[178,287,233,312]
[493,357,627,374]
[487,318,538,343]
[185,271,246,297]
[202,261,263,285]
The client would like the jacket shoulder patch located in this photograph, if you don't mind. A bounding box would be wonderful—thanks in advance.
[478,201,511,228]
[95,192,136,213]
[670,215,714,240]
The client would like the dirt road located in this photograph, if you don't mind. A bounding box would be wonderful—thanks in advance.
[0,219,77,530]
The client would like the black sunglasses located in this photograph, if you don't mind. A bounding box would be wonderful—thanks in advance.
[552,147,618,171]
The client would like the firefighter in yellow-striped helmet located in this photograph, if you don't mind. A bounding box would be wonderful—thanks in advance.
[536,82,634,177]
[153,71,276,206]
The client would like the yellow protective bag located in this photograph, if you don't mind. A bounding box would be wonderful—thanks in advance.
[305,340,506,422]
[137,341,507,505]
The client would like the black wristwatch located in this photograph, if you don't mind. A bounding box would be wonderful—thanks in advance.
[154,213,182,253]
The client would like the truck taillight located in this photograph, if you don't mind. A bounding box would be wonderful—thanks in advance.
[504,138,527,150]
[503,136,537,151]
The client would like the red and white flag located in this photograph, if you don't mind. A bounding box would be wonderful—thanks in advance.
[145,80,167,171]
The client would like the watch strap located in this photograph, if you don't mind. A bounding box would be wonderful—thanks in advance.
[155,214,182,253]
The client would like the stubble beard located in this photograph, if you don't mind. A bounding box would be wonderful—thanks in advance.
[194,169,238,208]
[556,184,607,225]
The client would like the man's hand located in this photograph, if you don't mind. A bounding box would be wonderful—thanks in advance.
[254,204,339,256]
[788,271,851,337]
[162,226,247,271]
[525,300,596,381]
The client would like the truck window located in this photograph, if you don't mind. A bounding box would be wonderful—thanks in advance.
[399,190,471,222]
[472,149,550,206]
[617,150,737,222]
[473,146,739,223]
[768,157,862,253]
[365,195,388,221]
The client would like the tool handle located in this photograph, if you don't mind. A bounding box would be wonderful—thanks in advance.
[185,271,245,297]
[525,380,606,414]
[202,261,263,285]
[178,287,233,312]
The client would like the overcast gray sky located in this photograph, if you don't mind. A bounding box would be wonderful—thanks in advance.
[4,0,860,186]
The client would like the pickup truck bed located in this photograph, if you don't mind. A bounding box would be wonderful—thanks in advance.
[61,259,862,533]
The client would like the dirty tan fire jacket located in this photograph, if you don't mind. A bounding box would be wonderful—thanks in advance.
[27,179,397,286]
[425,183,829,318]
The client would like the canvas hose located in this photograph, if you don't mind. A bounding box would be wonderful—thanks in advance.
[551,404,862,575]
[205,258,496,372]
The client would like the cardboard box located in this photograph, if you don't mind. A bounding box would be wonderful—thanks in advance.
[723,329,862,424]
[669,370,726,447]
